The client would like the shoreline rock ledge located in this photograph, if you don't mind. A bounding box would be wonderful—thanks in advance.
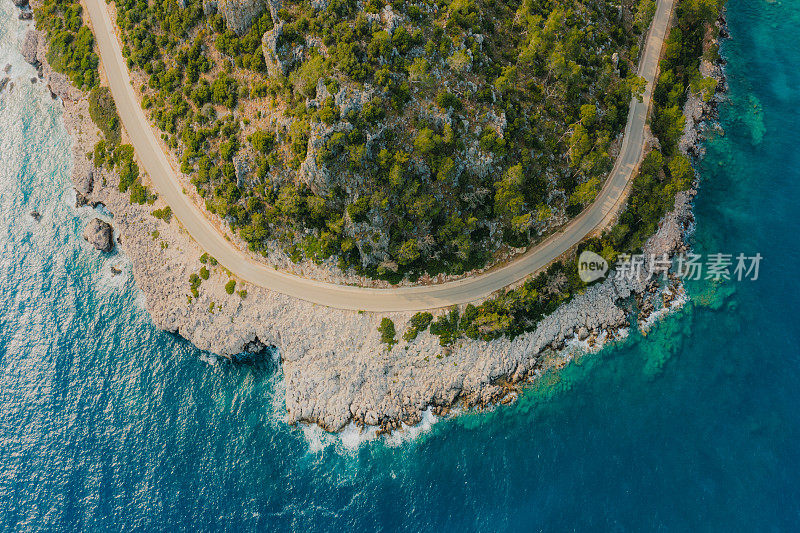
[83,218,114,252]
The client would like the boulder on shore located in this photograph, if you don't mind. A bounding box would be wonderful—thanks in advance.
[76,169,94,196]
[21,30,38,65]
[75,170,99,207]
[83,218,114,252]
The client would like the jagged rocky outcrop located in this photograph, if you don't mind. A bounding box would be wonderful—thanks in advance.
[265,0,281,21]
[261,21,303,77]
[204,0,273,36]
[83,218,114,252]
[232,152,253,188]
[76,168,94,196]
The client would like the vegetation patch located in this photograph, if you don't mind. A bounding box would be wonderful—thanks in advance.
[112,0,654,282]
[35,0,99,89]
[417,0,724,346]
[225,279,236,294]
[403,312,433,342]
[189,272,202,297]
[151,206,173,222]
[88,87,121,146]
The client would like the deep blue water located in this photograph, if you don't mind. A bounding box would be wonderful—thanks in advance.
[1,1,799,530]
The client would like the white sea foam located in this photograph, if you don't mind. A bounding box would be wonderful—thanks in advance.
[302,424,331,454]
[384,408,439,447]
[640,285,688,335]
[300,407,441,454]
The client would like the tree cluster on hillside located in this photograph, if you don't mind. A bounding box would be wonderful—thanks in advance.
[111,0,652,282]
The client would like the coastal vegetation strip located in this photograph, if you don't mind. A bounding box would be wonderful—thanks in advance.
[33,0,99,89]
[33,0,158,206]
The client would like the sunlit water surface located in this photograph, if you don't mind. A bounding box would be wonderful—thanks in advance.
[1,0,799,529]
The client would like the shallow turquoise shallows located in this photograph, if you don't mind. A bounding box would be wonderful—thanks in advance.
[2,1,799,530]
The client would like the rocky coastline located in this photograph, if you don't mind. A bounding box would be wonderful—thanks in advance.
[16,2,727,434]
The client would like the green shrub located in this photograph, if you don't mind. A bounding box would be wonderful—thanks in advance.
[129,182,150,204]
[151,206,172,222]
[189,273,202,297]
[430,308,461,346]
[403,312,433,342]
[248,130,274,154]
[200,253,218,266]
[378,317,397,349]
[435,91,462,111]
[225,279,236,294]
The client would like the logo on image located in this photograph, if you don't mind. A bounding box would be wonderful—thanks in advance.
[578,251,609,283]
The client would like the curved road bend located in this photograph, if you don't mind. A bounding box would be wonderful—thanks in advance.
[84,0,674,312]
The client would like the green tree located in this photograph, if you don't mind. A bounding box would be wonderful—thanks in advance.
[494,164,526,225]
[397,239,421,266]
[249,130,274,154]
[88,87,121,146]
[378,317,397,349]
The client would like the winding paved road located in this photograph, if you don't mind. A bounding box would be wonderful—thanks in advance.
[84,0,674,312]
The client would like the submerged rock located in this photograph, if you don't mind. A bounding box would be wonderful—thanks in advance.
[83,218,114,252]
[30,210,41,221]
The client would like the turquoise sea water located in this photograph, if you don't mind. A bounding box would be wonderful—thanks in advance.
[2,1,799,530]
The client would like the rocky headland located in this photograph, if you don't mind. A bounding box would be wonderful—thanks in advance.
[19,1,727,433]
